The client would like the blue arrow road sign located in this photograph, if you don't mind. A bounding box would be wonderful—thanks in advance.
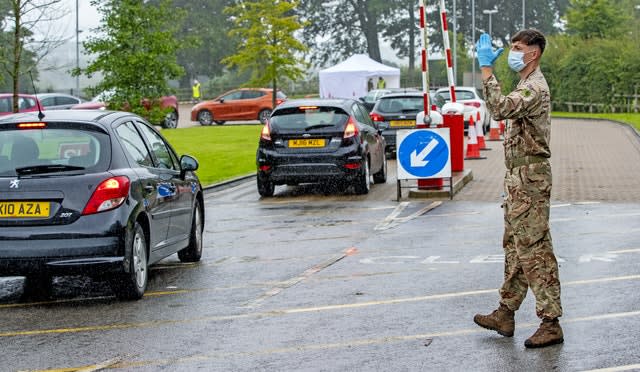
[396,129,451,179]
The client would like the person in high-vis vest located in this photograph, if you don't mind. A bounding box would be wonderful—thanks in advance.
[192,79,201,103]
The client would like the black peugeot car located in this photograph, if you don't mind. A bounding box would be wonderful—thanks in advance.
[256,98,387,196]
[0,110,204,300]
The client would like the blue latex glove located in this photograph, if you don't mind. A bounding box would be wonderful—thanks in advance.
[475,33,504,67]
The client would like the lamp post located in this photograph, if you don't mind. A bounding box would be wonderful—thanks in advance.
[522,0,526,29]
[76,0,80,96]
[482,9,498,35]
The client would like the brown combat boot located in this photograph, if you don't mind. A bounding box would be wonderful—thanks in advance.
[473,304,515,337]
[524,318,564,348]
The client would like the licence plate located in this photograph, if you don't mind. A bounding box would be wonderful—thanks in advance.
[289,139,326,148]
[0,201,50,218]
[390,120,416,127]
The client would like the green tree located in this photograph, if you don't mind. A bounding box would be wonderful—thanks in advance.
[1,0,67,112]
[170,0,237,89]
[564,0,632,39]
[78,0,185,123]
[223,0,307,107]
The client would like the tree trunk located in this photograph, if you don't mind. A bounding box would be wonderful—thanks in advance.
[354,0,381,62]
[408,3,415,72]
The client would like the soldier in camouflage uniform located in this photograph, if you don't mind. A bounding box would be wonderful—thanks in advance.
[472,29,564,348]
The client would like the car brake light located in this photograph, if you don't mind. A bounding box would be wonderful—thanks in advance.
[276,99,285,105]
[82,176,130,215]
[343,117,359,138]
[260,121,271,141]
[431,104,437,112]
[18,122,46,129]
[369,113,384,122]
[463,102,481,108]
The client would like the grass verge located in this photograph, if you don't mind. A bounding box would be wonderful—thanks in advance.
[552,112,640,132]
[161,124,262,187]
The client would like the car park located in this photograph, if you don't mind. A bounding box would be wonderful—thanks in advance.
[0,110,204,300]
[256,98,387,196]
[35,93,85,110]
[0,93,43,116]
[369,91,445,154]
[71,90,180,129]
[191,88,286,126]
[435,86,490,133]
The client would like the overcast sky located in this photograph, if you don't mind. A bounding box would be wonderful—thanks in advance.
[59,0,101,40]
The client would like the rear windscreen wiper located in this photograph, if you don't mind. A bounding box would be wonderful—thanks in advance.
[305,124,336,131]
[15,164,86,175]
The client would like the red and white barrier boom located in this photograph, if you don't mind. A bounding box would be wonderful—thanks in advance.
[418,0,431,125]
[439,0,456,102]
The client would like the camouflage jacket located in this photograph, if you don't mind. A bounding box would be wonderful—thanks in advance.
[482,67,551,166]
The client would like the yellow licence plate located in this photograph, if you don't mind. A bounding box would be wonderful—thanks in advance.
[289,139,326,148]
[390,120,416,128]
[0,201,50,218]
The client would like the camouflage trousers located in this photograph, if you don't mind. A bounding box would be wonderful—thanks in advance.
[499,161,563,319]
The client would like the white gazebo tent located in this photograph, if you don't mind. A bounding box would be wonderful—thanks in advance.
[318,54,401,100]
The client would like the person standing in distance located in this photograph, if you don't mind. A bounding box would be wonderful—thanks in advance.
[192,79,201,103]
[473,29,564,348]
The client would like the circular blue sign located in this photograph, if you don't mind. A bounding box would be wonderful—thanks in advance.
[398,130,449,178]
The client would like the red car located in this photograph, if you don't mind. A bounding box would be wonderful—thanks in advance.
[0,94,43,116]
[71,91,179,129]
[191,88,286,125]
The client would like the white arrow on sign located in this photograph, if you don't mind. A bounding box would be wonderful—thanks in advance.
[410,138,438,167]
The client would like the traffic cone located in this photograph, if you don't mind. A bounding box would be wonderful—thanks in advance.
[465,123,486,160]
[488,118,501,141]
[476,111,490,150]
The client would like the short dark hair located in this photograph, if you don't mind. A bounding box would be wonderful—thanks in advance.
[511,29,546,55]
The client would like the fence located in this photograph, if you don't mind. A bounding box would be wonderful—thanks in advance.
[553,94,639,113]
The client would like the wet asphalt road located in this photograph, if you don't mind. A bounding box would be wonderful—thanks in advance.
[1,118,640,371]
[1,171,640,371]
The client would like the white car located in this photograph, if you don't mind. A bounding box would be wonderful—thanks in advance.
[435,86,490,134]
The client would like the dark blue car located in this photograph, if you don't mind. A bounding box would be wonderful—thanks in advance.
[0,110,204,300]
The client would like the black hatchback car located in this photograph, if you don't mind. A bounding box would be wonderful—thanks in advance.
[369,92,445,154]
[0,110,204,300]
[256,98,387,196]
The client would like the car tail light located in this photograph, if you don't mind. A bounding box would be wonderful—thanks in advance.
[82,176,130,215]
[431,104,438,112]
[344,162,361,169]
[276,99,285,106]
[18,122,46,129]
[464,102,481,108]
[343,117,359,138]
[259,165,271,171]
[370,112,385,122]
[260,121,271,141]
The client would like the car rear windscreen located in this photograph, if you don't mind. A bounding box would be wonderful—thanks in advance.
[376,97,424,113]
[438,91,476,101]
[270,106,349,130]
[0,127,109,176]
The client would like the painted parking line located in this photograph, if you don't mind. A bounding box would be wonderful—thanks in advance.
[581,364,640,372]
[2,274,639,338]
[27,310,640,372]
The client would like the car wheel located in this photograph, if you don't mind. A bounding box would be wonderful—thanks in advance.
[111,222,148,300]
[258,109,272,125]
[197,110,213,126]
[162,110,178,129]
[353,156,370,195]
[178,200,203,262]
[214,120,226,125]
[22,274,53,300]
[373,155,387,184]
[257,173,275,197]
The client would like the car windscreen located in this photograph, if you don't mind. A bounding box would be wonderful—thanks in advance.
[376,96,424,113]
[438,90,476,101]
[270,106,349,130]
[0,126,110,176]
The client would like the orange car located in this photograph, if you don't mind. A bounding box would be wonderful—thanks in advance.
[191,88,286,125]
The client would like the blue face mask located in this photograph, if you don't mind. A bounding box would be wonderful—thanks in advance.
[508,50,527,72]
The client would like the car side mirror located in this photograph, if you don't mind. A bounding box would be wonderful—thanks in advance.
[218,98,225,103]
[180,154,199,178]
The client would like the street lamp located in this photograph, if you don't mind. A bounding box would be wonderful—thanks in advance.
[482,9,498,35]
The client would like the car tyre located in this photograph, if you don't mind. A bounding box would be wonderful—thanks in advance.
[258,109,272,125]
[111,222,148,300]
[162,110,178,129]
[178,200,203,262]
[197,110,213,126]
[353,156,370,195]
[22,274,54,300]
[257,173,275,197]
[373,155,387,184]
